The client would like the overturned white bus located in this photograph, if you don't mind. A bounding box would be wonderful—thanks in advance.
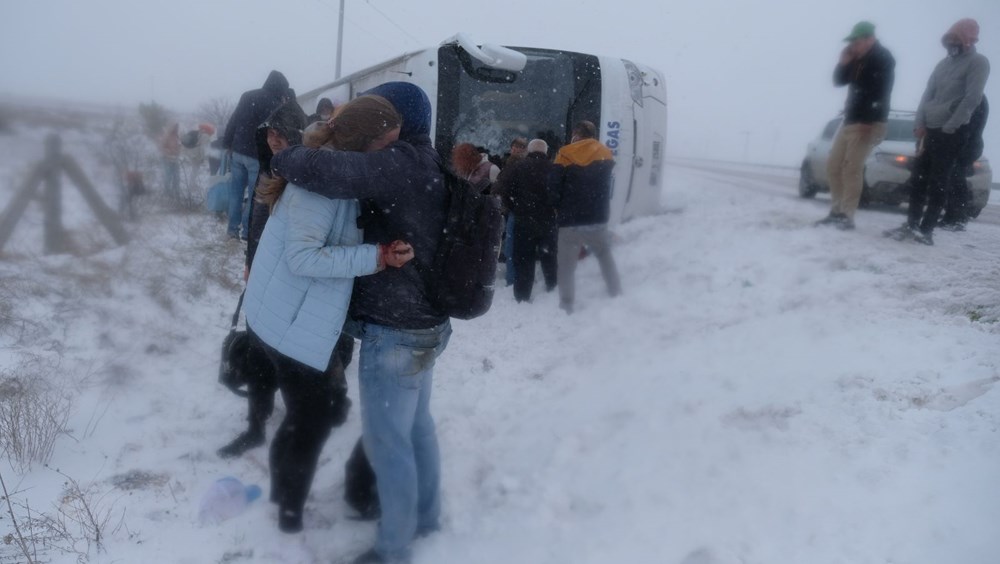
[298,34,667,225]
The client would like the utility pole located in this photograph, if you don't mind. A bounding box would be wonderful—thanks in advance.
[335,0,345,79]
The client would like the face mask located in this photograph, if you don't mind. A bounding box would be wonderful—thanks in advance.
[947,44,963,57]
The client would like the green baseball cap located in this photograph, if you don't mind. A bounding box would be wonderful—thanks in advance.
[844,21,876,41]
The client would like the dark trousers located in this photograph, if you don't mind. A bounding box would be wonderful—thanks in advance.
[907,127,967,233]
[941,137,976,225]
[512,218,558,302]
[245,330,353,432]
[941,167,973,225]
[245,330,277,432]
[252,332,352,518]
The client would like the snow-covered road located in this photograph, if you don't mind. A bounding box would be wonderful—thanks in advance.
[670,158,1000,226]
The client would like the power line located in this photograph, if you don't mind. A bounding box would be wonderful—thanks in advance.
[362,0,425,47]
[344,15,393,45]
[311,0,423,50]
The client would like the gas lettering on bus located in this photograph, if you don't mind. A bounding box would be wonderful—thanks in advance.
[605,121,621,156]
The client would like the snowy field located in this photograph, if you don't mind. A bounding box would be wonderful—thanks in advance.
[1,127,999,564]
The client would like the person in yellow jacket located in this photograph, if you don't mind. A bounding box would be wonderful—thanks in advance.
[549,121,622,314]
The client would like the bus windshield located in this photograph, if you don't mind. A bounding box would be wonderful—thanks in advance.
[435,45,601,160]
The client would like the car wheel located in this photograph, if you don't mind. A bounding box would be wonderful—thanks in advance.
[799,163,818,198]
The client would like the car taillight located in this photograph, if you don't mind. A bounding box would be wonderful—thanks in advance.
[875,152,912,168]
[972,160,991,172]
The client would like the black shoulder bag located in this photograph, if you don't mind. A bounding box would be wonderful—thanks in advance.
[218,291,251,397]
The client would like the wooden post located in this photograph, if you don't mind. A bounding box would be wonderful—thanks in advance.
[0,163,45,253]
[42,134,68,254]
[0,135,129,257]
[60,155,129,245]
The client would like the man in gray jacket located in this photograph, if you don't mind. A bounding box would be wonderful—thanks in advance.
[885,18,990,245]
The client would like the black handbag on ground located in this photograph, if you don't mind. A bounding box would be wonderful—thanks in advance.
[218,291,251,397]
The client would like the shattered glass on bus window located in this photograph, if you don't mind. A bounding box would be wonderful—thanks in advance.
[437,47,600,158]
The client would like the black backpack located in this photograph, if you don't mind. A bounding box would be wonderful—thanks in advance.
[423,167,505,320]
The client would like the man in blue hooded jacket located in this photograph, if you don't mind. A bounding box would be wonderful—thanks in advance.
[271,82,449,564]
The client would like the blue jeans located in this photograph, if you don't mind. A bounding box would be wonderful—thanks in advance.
[353,320,451,562]
[228,152,259,237]
[162,159,180,201]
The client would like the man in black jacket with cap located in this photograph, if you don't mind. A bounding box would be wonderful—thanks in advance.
[816,21,895,231]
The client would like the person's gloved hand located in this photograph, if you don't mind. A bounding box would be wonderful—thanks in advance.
[377,240,414,270]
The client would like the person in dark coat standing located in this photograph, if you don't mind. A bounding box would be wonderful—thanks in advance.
[939,96,989,230]
[816,21,895,230]
[222,70,291,240]
[496,138,558,302]
[495,137,529,287]
[272,82,451,564]
[307,97,335,124]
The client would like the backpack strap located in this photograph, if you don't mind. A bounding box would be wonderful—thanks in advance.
[399,164,454,310]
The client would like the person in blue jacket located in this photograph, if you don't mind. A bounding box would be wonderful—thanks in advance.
[243,95,411,534]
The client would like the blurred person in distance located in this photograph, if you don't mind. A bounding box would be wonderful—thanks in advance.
[158,123,182,201]
[307,97,336,124]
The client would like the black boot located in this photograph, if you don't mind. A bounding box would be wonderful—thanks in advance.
[815,212,847,227]
[352,548,386,564]
[278,507,303,533]
[912,229,934,246]
[882,224,914,241]
[217,426,265,458]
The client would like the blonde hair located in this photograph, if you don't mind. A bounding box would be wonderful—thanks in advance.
[257,95,401,210]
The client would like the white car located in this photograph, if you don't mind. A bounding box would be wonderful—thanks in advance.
[798,110,992,217]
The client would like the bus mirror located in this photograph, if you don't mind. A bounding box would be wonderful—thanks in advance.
[478,43,527,72]
[449,33,527,72]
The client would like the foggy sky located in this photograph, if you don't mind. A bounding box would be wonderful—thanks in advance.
[2,0,998,167]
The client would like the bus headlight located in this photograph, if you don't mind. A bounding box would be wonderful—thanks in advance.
[623,59,644,107]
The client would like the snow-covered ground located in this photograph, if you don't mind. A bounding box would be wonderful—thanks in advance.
[1,125,999,564]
